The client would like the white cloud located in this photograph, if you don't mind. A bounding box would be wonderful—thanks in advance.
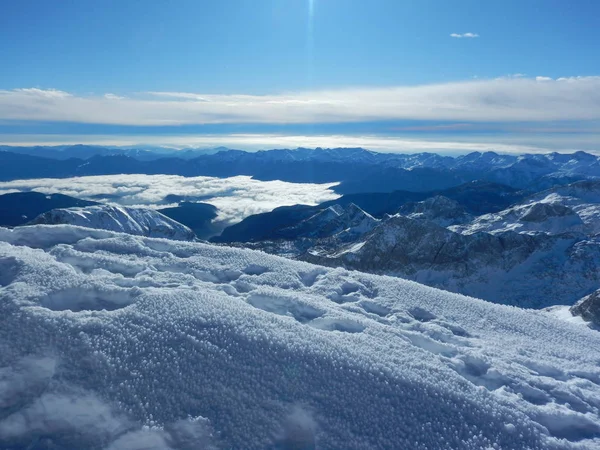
[13,88,72,98]
[450,32,479,38]
[0,175,341,225]
[0,76,599,125]
[104,93,124,100]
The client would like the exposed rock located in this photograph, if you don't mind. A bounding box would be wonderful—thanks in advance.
[570,290,600,326]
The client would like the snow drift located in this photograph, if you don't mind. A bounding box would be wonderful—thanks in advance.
[1,225,600,449]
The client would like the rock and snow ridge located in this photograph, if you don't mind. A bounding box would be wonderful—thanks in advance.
[450,201,585,236]
[223,193,600,308]
[570,289,600,328]
[451,181,600,237]
[30,204,196,241]
[277,203,379,241]
[1,225,600,448]
[215,180,600,308]
[301,215,600,308]
[397,195,473,227]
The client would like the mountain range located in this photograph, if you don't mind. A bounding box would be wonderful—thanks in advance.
[2,146,600,447]
[3,146,600,310]
[218,178,600,309]
[1,146,599,195]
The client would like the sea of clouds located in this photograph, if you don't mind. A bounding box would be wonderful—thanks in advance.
[0,174,340,225]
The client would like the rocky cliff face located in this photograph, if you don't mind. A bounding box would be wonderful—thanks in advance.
[450,201,585,235]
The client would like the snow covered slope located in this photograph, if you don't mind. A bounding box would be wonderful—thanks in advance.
[1,225,600,449]
[451,181,600,237]
[30,205,196,241]
[450,201,585,236]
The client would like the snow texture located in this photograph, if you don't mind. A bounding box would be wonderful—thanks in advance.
[1,225,600,449]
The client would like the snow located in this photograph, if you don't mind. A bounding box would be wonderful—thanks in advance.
[1,225,600,448]
[30,204,196,241]
[542,305,590,327]
[339,241,367,255]
[450,201,585,236]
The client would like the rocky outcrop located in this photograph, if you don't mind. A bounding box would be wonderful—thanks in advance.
[570,290,600,326]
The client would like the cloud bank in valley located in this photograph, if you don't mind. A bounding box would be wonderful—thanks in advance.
[0,175,340,225]
[0,77,599,125]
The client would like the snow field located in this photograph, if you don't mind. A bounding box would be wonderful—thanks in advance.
[1,225,600,448]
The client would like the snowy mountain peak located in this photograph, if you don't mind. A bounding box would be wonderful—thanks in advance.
[30,205,196,241]
[344,202,376,221]
[301,212,600,308]
[519,202,578,222]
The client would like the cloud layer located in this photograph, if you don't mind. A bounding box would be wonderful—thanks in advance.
[0,175,340,224]
[1,77,599,125]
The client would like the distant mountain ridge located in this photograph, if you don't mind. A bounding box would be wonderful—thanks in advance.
[1,146,599,195]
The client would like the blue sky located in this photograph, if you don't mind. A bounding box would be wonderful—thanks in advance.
[1,0,599,153]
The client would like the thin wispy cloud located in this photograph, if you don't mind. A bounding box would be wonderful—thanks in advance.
[103,93,124,100]
[0,133,578,155]
[0,76,599,125]
[13,88,72,98]
[450,32,479,38]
